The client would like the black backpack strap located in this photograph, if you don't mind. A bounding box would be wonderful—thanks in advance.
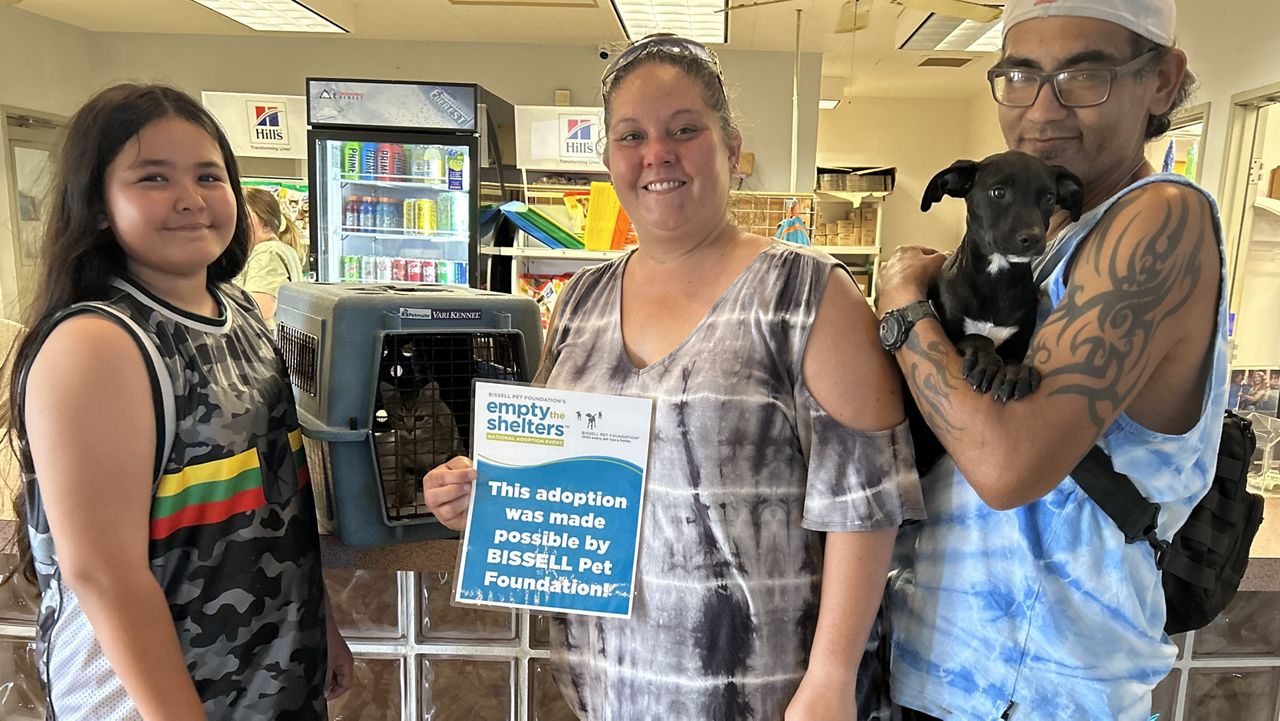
[1072,445,1169,560]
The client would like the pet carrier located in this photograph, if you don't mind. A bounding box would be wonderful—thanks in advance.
[276,283,543,547]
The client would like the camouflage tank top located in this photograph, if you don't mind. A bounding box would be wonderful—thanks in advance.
[19,276,327,720]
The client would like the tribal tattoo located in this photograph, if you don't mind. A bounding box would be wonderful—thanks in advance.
[1029,189,1206,433]
[897,187,1210,446]
[903,332,968,441]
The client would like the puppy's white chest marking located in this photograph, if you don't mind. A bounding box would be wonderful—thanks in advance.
[963,318,1019,347]
[986,253,1034,275]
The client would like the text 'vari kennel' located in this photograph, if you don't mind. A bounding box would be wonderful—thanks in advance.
[276,283,542,547]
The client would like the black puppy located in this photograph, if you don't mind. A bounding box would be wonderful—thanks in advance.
[907,151,1082,473]
[922,150,1083,401]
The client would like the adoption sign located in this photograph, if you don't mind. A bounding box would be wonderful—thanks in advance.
[454,382,653,617]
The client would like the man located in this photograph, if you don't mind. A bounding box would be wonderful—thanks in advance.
[875,1,1225,719]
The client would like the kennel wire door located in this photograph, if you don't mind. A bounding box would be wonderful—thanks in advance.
[372,331,523,522]
[275,282,543,547]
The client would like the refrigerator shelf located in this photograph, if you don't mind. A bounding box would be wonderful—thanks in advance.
[339,177,455,192]
[342,228,469,243]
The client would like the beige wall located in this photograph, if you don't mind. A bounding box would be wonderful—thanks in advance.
[817,96,975,254]
[0,8,102,320]
[0,8,98,116]
[968,94,1007,161]
[0,10,821,195]
[1175,0,1280,199]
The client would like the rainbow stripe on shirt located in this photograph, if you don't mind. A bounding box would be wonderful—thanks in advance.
[150,429,309,540]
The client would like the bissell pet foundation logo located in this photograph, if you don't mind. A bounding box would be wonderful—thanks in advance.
[248,103,287,144]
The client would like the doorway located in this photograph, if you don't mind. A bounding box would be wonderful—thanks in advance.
[1218,84,1280,556]
[1,109,63,321]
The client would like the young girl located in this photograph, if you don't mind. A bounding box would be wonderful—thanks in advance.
[235,187,305,329]
[8,84,351,719]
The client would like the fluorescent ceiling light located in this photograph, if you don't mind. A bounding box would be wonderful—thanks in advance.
[818,99,841,110]
[190,0,347,33]
[610,0,728,44]
[900,13,1002,53]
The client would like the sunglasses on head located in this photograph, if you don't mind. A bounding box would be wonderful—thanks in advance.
[600,33,725,95]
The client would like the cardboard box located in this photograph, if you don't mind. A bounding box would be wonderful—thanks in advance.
[861,206,877,224]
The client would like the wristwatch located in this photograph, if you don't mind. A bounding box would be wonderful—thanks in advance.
[879,300,938,353]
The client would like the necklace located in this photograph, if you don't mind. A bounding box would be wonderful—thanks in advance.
[1036,155,1152,282]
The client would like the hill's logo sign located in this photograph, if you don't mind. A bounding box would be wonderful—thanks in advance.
[248,103,287,145]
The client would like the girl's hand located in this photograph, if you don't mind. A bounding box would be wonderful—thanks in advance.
[784,669,857,721]
[325,617,355,701]
[423,456,476,531]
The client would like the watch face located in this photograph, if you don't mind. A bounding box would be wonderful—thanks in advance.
[879,315,902,348]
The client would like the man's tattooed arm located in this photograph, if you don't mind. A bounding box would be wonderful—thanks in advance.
[1030,191,1202,435]
[893,185,1218,508]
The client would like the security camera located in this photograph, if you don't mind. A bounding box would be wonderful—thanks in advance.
[598,44,612,61]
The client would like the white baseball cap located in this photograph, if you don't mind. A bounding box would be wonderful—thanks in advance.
[1001,0,1177,47]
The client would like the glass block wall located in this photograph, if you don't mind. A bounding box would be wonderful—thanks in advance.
[0,556,577,720]
[5,553,1280,720]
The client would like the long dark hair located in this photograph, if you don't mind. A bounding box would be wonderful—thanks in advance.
[2,84,251,586]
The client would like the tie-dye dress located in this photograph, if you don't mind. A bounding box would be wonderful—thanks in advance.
[537,241,924,720]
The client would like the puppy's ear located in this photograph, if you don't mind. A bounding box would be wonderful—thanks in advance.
[921,159,979,212]
[1053,166,1085,221]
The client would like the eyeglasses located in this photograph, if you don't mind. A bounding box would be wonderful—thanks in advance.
[987,51,1159,108]
[600,33,725,95]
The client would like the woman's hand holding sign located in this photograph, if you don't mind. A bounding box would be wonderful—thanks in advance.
[423,456,476,531]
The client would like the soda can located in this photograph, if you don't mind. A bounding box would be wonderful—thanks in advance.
[424,198,440,230]
[413,199,427,231]
[376,256,392,282]
[391,258,407,281]
[436,260,450,284]
[420,260,436,283]
[436,193,453,234]
[454,260,468,285]
[403,199,417,232]
[361,255,377,281]
[342,255,361,281]
[451,192,467,233]
[406,259,423,282]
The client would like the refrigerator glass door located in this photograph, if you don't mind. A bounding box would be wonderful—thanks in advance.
[316,136,471,285]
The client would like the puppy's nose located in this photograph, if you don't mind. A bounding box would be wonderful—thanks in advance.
[1016,232,1043,249]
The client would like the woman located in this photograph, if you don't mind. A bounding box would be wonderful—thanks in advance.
[425,34,921,721]
[236,187,305,328]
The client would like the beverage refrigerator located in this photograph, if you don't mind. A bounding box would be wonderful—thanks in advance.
[305,78,513,287]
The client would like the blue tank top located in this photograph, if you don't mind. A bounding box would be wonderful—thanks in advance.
[887,174,1229,720]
